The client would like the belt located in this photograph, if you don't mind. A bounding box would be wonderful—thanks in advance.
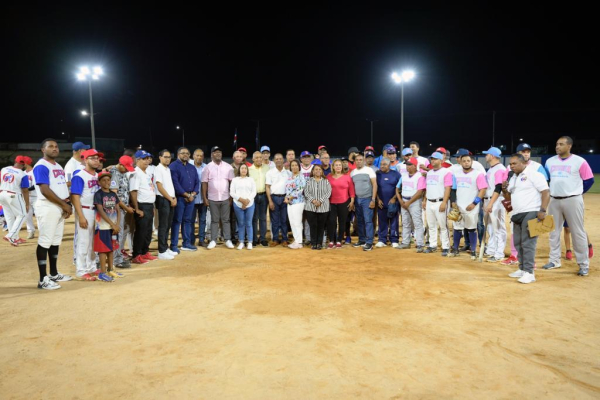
[427,198,444,202]
[551,194,579,200]
[484,197,491,200]
[0,190,16,194]
[256,192,266,195]
[81,205,93,210]
[272,194,285,197]
[402,196,412,201]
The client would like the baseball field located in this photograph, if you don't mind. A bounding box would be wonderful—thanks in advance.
[1,196,599,399]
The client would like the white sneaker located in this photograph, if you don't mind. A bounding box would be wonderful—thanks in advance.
[207,241,217,250]
[237,242,244,250]
[375,242,386,248]
[391,242,399,248]
[167,249,179,257]
[50,273,72,282]
[225,240,234,249]
[158,252,174,260]
[38,276,61,290]
[27,231,35,239]
[247,243,253,250]
[508,269,525,278]
[518,272,536,284]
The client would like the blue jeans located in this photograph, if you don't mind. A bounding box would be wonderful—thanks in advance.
[234,203,255,242]
[355,197,374,244]
[193,203,207,243]
[171,197,195,249]
[377,206,399,243]
[270,195,288,242]
[252,193,268,242]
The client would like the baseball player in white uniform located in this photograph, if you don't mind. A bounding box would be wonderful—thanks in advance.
[70,149,101,279]
[0,156,30,246]
[32,139,73,290]
[395,157,426,251]
[481,147,508,262]
[543,136,595,276]
[449,154,488,259]
[423,151,453,255]
[23,157,37,239]
[64,141,89,184]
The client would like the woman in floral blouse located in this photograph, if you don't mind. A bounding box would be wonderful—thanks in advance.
[284,159,306,249]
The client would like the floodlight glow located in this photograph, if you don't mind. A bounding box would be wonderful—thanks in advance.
[80,66,90,75]
[76,73,86,81]
[391,72,402,84]
[81,110,88,116]
[401,70,415,81]
[176,126,180,129]
[93,66,103,75]
[92,75,99,80]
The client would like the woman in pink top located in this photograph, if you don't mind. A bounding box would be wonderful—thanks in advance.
[326,159,355,248]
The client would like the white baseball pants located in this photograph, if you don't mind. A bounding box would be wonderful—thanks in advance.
[426,200,450,250]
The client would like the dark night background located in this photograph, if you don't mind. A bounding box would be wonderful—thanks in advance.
[3,7,598,157]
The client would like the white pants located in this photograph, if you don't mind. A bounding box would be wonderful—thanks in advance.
[426,200,450,250]
[15,195,36,234]
[0,191,27,240]
[484,200,507,258]
[75,208,97,277]
[401,199,424,246]
[36,199,66,249]
[287,203,304,244]
[459,204,480,230]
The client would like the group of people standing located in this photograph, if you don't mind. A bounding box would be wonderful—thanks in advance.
[0,136,594,289]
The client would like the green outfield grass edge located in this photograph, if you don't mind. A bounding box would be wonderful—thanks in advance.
[588,174,600,194]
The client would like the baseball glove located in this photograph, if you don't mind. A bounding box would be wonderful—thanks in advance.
[447,207,462,222]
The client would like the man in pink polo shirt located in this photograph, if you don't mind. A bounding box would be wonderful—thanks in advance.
[202,146,235,250]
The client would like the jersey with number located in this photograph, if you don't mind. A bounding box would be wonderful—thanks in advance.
[398,171,426,198]
[70,169,99,207]
[425,168,453,200]
[485,163,507,198]
[33,158,69,200]
[545,154,594,197]
[453,169,488,209]
[1,166,29,193]
[26,169,37,198]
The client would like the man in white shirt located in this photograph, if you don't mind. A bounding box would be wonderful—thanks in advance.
[503,153,550,284]
[266,153,292,245]
[154,150,178,260]
[129,150,158,264]
[64,141,90,185]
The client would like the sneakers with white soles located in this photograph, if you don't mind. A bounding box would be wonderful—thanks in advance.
[38,276,61,290]
[50,273,72,282]
[158,252,174,260]
[237,242,244,250]
[207,241,217,250]
[518,272,536,284]
[225,240,234,249]
[509,269,525,278]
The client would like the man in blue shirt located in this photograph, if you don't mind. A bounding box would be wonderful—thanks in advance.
[192,148,208,246]
[375,158,401,248]
[169,147,200,252]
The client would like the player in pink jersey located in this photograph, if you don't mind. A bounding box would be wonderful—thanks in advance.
[395,157,427,251]
[543,136,594,276]
[481,147,508,262]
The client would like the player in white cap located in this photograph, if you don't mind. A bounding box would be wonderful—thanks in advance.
[481,147,508,262]
[32,139,73,290]
[423,151,453,255]
[0,155,30,246]
[70,149,101,280]
[543,136,595,276]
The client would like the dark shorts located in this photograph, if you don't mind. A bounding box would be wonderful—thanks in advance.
[94,229,117,252]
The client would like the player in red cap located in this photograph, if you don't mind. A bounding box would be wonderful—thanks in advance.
[0,155,30,246]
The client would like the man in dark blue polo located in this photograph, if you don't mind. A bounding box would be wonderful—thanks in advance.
[375,158,401,248]
[169,147,200,252]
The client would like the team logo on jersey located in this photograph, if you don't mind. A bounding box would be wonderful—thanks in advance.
[53,170,66,178]
[2,174,15,183]
[520,175,528,181]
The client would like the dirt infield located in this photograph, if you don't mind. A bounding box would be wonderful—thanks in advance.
[1,196,599,399]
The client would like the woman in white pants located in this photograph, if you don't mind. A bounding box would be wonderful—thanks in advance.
[284,159,306,249]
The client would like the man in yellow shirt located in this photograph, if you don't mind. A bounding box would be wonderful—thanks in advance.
[248,151,270,246]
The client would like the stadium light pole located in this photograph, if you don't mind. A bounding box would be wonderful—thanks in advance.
[76,66,103,148]
[391,70,415,152]
[177,126,185,147]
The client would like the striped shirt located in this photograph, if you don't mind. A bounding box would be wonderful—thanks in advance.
[303,177,332,213]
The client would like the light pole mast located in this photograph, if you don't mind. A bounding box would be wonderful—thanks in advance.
[77,65,103,149]
[392,70,415,151]
[88,80,96,149]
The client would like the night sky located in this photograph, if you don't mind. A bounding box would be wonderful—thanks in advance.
[4,7,598,157]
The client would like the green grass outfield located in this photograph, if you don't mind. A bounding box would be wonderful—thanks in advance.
[589,174,600,194]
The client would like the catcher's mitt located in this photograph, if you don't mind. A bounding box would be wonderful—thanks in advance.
[447,207,462,222]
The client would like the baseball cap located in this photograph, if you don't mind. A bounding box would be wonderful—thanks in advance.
[364,145,375,152]
[15,155,26,164]
[97,171,112,181]
[341,156,349,162]
[401,148,413,156]
[482,147,502,157]
[72,141,91,151]
[382,143,393,152]
[405,157,418,166]
[300,151,311,158]
[429,152,444,160]
[347,147,359,154]
[436,147,447,154]
[260,146,271,153]
[134,150,152,159]
[455,148,471,157]
[82,149,101,159]
[318,145,328,151]
[365,151,375,158]
[23,156,33,166]
[99,152,106,162]
[118,155,135,172]
[516,143,532,152]
[211,146,223,153]
[384,145,396,154]
[237,147,247,153]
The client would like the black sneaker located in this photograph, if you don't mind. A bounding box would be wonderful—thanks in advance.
[416,245,425,253]
[311,245,318,250]
[423,247,436,254]
[363,243,373,251]
[115,260,131,269]
[448,249,459,257]
[316,244,322,250]
[260,240,269,247]
[353,241,366,248]
[252,241,258,247]
[459,245,470,252]
[441,249,449,257]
